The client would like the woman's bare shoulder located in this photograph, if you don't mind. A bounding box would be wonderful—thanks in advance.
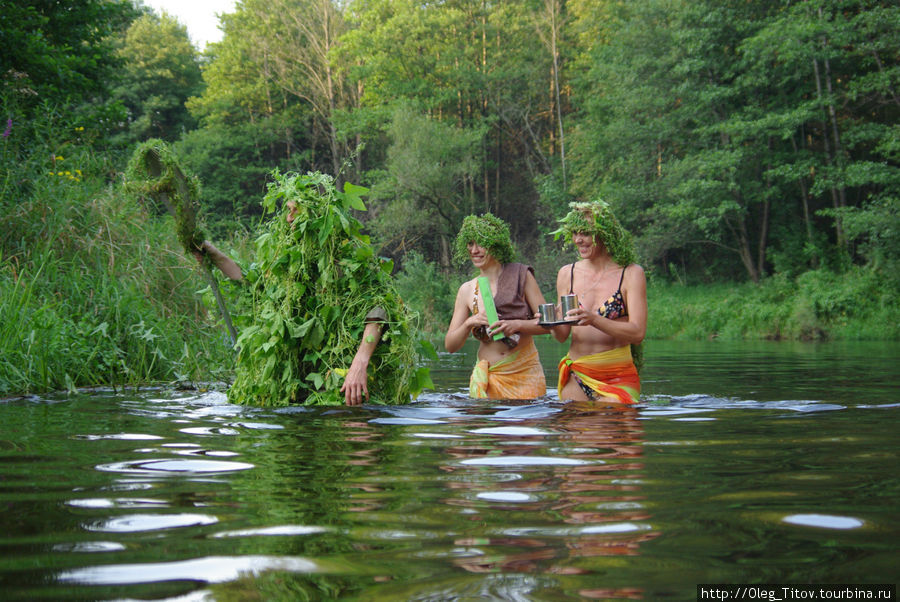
[455,277,477,298]
[625,263,646,278]
[556,261,577,278]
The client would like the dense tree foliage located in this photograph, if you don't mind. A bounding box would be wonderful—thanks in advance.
[167,0,899,287]
[338,0,561,259]
[0,0,139,106]
[111,10,203,145]
[568,0,899,283]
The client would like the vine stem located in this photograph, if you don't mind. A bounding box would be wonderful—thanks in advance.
[202,264,238,348]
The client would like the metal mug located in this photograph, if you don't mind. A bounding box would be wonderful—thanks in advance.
[560,294,579,318]
[538,303,557,323]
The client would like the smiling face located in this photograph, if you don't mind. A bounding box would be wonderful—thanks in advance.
[453,213,515,267]
[467,241,496,269]
[555,201,637,267]
[572,232,605,260]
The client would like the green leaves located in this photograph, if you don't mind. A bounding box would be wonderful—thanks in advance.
[342,182,369,211]
[111,11,202,145]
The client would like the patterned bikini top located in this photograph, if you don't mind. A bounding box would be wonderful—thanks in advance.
[569,263,628,320]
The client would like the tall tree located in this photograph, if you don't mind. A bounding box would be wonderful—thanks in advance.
[739,0,900,273]
[238,0,354,177]
[112,11,203,144]
[181,3,323,226]
[369,105,484,267]
[534,0,568,188]
[340,0,558,256]
[0,0,139,107]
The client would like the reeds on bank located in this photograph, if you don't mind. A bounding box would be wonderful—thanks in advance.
[0,138,232,396]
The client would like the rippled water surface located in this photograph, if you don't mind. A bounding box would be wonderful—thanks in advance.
[1,340,897,600]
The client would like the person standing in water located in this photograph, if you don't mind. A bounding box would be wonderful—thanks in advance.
[444,213,548,399]
[548,201,647,404]
[194,182,412,406]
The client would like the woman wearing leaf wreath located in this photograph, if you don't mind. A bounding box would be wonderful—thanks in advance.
[546,201,646,404]
[444,213,548,399]
[195,171,429,407]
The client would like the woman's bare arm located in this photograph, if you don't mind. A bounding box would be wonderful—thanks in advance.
[444,281,487,353]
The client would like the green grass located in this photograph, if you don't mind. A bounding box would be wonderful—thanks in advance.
[0,135,233,396]
[647,269,900,341]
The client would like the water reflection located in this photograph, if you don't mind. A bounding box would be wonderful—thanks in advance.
[95,458,255,475]
[0,339,896,600]
[440,400,659,584]
[58,555,319,585]
[212,525,330,538]
[782,514,865,529]
[84,513,219,533]
[549,403,658,569]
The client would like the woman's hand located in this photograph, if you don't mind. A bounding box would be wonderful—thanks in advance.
[466,312,490,331]
[488,319,517,338]
[565,304,597,328]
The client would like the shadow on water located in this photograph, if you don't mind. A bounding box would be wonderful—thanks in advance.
[0,338,897,600]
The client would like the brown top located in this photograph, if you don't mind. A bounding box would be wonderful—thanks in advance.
[471,263,534,345]
[494,263,535,320]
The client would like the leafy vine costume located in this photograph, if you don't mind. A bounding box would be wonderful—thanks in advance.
[228,171,430,406]
[124,140,204,253]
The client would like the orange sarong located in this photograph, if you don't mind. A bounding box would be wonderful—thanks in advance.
[557,346,640,404]
[469,341,546,400]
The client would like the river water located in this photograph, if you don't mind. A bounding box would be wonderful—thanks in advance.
[1,339,897,600]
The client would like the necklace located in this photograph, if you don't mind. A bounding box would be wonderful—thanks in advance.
[579,261,619,290]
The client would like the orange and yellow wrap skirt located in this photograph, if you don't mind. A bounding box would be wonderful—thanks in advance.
[469,341,546,400]
[558,346,640,404]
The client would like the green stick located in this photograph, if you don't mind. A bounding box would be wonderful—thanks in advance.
[477,276,504,341]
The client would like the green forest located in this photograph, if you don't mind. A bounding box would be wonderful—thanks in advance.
[2,0,898,396]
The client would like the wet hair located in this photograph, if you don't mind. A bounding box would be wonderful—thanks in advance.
[553,200,637,266]
[453,213,516,266]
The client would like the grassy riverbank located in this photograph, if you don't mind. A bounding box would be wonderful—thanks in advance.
[647,269,900,342]
[0,161,233,397]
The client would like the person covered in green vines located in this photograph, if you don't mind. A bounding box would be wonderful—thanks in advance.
[547,200,647,404]
[445,213,549,399]
[196,171,429,406]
